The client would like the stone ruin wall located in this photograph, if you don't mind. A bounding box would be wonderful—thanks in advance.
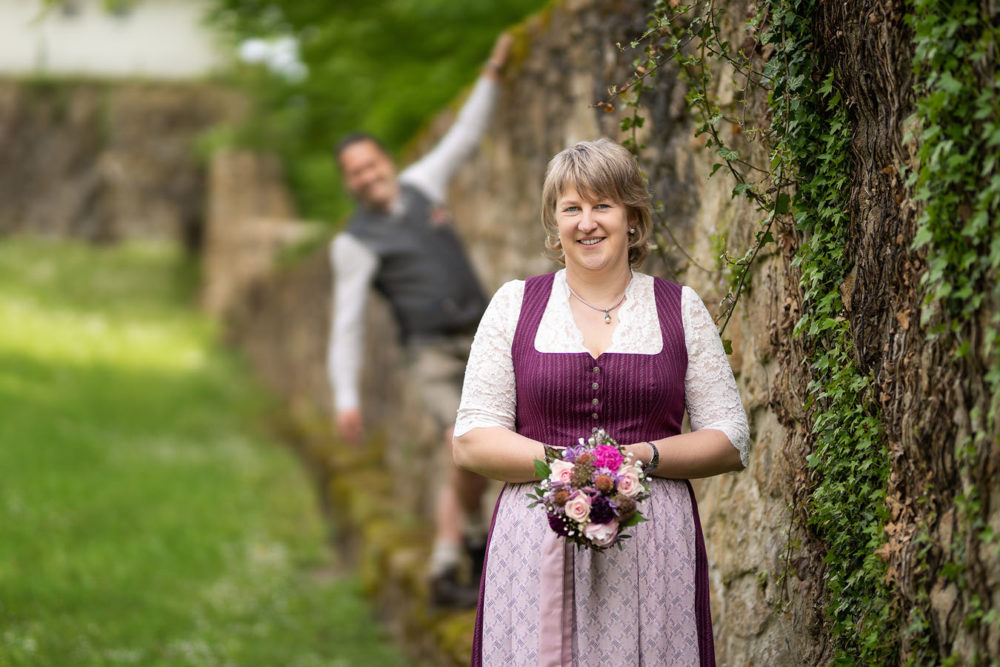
[0,79,243,247]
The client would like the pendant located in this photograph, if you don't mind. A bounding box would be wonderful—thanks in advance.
[604,310,612,324]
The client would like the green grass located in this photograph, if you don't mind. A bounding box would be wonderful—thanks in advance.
[0,238,406,666]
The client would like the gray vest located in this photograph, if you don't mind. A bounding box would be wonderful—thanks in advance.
[346,184,487,341]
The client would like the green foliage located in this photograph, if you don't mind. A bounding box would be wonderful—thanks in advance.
[763,0,896,661]
[0,239,406,666]
[606,0,786,339]
[607,0,898,661]
[204,0,548,223]
[907,0,1000,656]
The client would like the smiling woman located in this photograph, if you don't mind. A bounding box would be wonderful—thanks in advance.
[453,139,749,665]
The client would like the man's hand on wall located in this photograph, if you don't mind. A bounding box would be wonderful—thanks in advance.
[337,408,364,446]
[484,31,513,80]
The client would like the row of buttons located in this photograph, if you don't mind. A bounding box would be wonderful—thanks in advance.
[592,366,600,420]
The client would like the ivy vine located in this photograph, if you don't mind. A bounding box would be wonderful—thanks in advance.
[764,0,896,660]
[603,0,896,662]
[907,0,1000,661]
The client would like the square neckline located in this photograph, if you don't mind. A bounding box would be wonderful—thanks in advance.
[531,270,666,359]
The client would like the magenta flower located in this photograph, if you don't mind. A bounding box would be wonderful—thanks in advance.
[592,445,624,471]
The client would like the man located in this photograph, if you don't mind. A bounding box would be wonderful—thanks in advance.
[327,33,511,608]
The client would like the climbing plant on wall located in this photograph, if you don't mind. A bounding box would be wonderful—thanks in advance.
[907,0,1000,660]
[602,0,898,661]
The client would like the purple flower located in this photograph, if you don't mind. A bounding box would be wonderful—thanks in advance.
[590,495,615,524]
[547,512,571,536]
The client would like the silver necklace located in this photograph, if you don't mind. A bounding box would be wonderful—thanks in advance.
[566,274,631,324]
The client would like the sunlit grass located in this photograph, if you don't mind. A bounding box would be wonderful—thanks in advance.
[0,238,405,666]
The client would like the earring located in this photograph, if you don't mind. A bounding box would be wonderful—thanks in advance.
[629,227,636,234]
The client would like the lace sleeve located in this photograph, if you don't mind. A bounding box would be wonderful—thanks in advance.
[454,280,524,437]
[682,286,751,466]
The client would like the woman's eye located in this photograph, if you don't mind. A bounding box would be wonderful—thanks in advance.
[595,203,611,210]
[563,206,580,213]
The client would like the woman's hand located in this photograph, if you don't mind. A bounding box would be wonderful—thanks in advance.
[454,426,549,483]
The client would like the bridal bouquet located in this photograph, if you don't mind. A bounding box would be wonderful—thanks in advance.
[528,429,651,550]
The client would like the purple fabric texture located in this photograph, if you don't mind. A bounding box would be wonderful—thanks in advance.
[471,272,716,666]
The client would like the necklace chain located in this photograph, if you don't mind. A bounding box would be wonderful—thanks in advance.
[566,274,632,324]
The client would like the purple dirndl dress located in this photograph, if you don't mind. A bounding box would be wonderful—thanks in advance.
[471,273,715,666]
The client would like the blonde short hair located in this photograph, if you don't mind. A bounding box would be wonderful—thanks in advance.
[540,139,652,267]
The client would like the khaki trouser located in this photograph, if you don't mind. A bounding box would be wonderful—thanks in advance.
[405,334,474,430]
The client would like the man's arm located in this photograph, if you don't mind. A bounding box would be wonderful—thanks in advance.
[399,33,512,202]
[328,233,378,443]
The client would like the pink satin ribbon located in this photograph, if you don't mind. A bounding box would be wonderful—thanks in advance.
[537,531,574,666]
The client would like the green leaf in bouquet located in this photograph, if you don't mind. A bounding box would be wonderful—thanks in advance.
[620,512,648,528]
[533,458,552,479]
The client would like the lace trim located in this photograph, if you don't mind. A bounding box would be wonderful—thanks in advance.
[535,271,662,354]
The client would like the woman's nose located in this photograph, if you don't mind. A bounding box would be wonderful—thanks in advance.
[578,210,598,232]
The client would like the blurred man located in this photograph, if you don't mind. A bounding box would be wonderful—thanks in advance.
[327,34,511,608]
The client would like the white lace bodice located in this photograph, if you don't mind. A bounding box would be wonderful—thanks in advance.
[454,270,750,465]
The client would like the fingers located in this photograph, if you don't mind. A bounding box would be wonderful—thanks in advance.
[336,409,364,446]
[490,32,514,67]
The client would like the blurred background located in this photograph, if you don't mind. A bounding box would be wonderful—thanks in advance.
[0,0,544,664]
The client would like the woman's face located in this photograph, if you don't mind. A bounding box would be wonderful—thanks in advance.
[555,184,631,274]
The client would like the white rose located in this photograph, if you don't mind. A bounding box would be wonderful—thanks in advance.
[583,520,619,547]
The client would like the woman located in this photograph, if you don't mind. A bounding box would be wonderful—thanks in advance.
[453,139,749,666]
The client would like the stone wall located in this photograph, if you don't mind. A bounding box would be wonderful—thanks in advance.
[0,79,242,246]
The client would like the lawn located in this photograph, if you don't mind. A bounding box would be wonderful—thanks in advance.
[0,238,405,666]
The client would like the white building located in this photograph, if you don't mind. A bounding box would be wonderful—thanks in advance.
[0,0,225,79]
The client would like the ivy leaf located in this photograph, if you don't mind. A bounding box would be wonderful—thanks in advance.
[936,70,962,95]
[774,192,791,214]
[718,146,740,161]
[911,224,933,249]
[732,182,753,198]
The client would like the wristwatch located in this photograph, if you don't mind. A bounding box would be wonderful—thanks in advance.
[645,441,660,472]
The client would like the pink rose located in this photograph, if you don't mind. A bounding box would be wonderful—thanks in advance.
[549,460,574,485]
[583,520,619,547]
[564,494,591,523]
[593,445,624,471]
[617,466,642,497]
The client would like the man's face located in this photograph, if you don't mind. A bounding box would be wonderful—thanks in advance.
[338,140,399,212]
